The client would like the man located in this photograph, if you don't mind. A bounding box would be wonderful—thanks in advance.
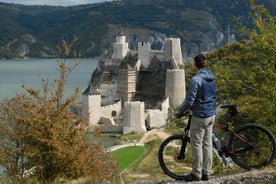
[178,53,216,181]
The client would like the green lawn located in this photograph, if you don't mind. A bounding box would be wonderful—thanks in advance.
[112,146,145,173]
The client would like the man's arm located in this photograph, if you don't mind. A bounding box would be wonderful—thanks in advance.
[178,78,200,113]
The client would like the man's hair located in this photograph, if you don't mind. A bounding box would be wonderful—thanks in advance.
[194,53,207,69]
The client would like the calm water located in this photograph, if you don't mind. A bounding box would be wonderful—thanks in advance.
[0,58,98,101]
[0,58,98,176]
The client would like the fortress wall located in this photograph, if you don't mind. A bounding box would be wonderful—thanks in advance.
[171,56,179,69]
[101,100,122,119]
[82,94,102,126]
[116,35,126,43]
[112,44,128,60]
[123,101,147,134]
[150,50,165,61]
[146,97,169,128]
[171,38,183,64]
[161,97,170,113]
[100,124,123,133]
[165,69,186,107]
[138,42,151,68]
[112,36,129,60]
[129,50,138,57]
[118,69,136,103]
[98,84,118,105]
[164,38,183,64]
[146,110,165,128]
[134,59,141,72]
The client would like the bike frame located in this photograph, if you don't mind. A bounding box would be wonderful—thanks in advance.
[178,112,255,163]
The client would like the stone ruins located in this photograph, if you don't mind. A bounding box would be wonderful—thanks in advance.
[82,33,186,134]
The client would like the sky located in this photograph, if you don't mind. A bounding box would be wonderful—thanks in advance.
[0,0,115,6]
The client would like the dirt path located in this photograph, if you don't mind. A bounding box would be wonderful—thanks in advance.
[139,128,170,144]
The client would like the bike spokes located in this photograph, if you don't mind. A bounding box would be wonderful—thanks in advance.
[158,135,193,180]
[229,125,275,169]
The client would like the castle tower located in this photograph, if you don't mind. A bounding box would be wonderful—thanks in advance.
[112,35,129,60]
[118,65,136,103]
[123,101,147,134]
[138,41,151,68]
[165,69,186,107]
[82,94,101,126]
[164,38,183,64]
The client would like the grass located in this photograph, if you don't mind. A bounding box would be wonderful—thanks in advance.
[120,139,170,183]
[112,146,146,173]
[112,121,276,183]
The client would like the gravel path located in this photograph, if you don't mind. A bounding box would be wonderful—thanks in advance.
[134,170,275,184]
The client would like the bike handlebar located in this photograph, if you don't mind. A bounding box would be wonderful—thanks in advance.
[175,111,190,119]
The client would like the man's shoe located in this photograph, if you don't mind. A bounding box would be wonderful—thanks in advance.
[184,173,201,181]
[201,174,209,181]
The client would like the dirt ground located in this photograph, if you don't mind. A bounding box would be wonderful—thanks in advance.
[139,128,170,144]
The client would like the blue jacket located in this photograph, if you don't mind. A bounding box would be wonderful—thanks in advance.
[179,68,216,118]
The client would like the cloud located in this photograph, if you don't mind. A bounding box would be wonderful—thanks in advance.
[0,0,113,6]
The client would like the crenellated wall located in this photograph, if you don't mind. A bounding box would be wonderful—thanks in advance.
[138,41,151,68]
[138,37,183,68]
[83,35,186,134]
[164,38,183,64]
[82,94,122,127]
[82,94,101,126]
[146,97,169,128]
[101,100,122,120]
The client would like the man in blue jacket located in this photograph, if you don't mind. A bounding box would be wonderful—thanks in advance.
[178,53,216,181]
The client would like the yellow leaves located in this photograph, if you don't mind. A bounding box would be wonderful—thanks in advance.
[0,36,118,182]
[56,35,78,58]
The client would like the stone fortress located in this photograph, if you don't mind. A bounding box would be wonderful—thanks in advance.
[82,33,186,134]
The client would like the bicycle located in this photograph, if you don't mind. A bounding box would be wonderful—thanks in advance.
[158,104,276,180]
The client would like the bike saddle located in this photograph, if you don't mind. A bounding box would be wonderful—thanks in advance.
[221,104,238,109]
[221,104,238,116]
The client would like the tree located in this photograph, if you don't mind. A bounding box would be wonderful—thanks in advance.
[207,0,276,133]
[0,39,118,183]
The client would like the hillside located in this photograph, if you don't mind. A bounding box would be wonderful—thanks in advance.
[0,0,276,59]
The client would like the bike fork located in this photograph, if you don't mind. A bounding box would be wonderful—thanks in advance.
[177,133,189,160]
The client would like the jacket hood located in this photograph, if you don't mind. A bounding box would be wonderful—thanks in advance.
[196,68,215,82]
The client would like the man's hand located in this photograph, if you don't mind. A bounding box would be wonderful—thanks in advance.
[175,111,190,118]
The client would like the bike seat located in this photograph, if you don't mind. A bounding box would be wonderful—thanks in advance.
[221,104,238,109]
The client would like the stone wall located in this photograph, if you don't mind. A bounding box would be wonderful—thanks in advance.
[82,94,122,127]
[118,69,136,103]
[101,100,122,120]
[165,69,186,107]
[164,38,183,64]
[138,41,151,68]
[146,97,169,128]
[123,101,147,134]
[83,36,186,134]
[112,35,129,60]
[82,94,101,126]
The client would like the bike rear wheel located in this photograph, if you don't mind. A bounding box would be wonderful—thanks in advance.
[228,123,276,169]
[158,135,192,180]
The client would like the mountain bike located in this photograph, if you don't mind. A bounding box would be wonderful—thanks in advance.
[158,104,276,180]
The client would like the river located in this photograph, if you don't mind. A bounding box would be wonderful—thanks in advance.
[0,58,99,177]
[0,58,98,101]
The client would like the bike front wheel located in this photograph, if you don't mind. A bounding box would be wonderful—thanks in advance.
[158,135,192,180]
[228,123,276,170]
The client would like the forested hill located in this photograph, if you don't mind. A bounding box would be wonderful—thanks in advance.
[0,0,276,59]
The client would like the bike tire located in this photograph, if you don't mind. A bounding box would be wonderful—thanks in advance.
[158,135,192,180]
[228,123,276,170]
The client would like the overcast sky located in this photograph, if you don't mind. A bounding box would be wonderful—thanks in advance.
[0,0,115,6]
